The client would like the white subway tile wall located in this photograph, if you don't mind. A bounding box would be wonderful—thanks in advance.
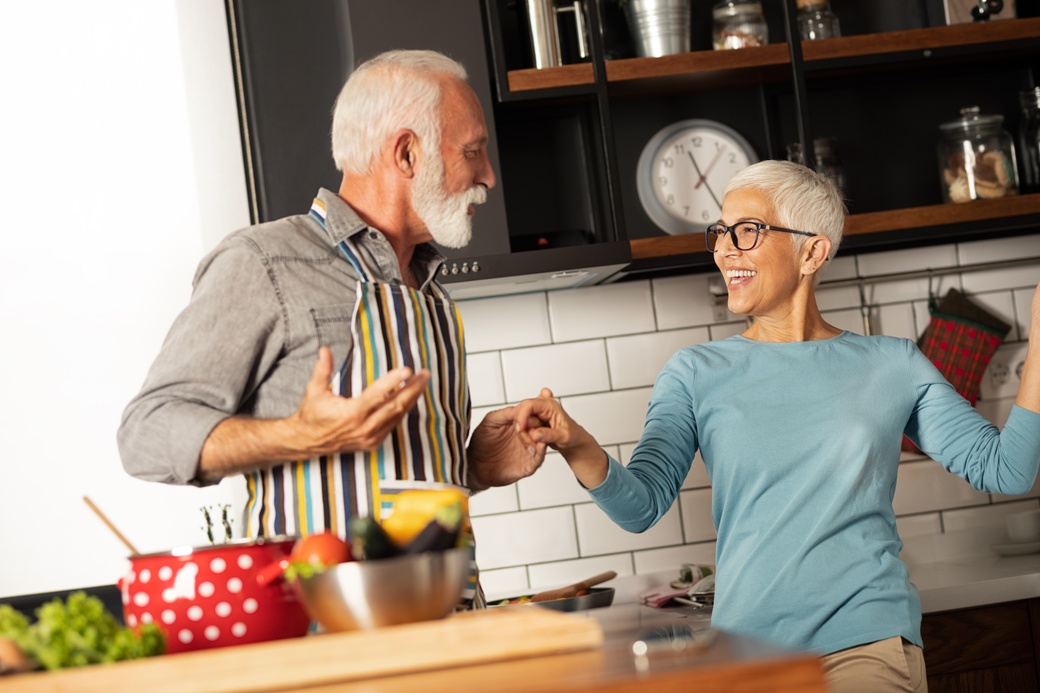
[463,237,1040,600]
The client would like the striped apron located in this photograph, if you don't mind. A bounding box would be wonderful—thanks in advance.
[244,197,482,607]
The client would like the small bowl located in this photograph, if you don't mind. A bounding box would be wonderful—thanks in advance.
[294,547,472,632]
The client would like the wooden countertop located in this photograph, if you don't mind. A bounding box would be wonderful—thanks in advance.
[2,603,825,693]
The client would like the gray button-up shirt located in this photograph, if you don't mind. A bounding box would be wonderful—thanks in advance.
[118,188,447,486]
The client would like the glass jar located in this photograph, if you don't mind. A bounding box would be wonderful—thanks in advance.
[937,106,1018,204]
[712,0,768,51]
[1019,87,1040,193]
[797,0,840,41]
[786,136,846,193]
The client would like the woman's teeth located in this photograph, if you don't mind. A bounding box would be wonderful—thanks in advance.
[727,269,756,284]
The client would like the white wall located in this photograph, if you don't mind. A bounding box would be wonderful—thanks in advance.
[0,2,250,597]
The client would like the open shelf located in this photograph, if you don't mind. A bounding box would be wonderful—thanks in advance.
[630,193,1040,261]
[801,16,1040,66]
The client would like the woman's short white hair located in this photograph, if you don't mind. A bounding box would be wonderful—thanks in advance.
[723,159,846,262]
[331,50,468,175]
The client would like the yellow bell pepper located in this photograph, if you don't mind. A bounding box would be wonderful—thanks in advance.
[380,488,470,546]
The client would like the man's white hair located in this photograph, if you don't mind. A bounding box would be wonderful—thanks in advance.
[331,50,468,175]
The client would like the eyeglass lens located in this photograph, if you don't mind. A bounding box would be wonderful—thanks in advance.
[706,223,759,252]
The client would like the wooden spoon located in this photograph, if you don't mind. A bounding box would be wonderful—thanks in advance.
[83,495,141,556]
[531,570,617,603]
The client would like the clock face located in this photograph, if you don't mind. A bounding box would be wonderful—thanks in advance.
[636,120,758,236]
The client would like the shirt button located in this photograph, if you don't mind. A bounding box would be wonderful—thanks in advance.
[369,231,378,239]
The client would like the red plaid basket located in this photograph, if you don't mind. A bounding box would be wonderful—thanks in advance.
[902,289,1011,452]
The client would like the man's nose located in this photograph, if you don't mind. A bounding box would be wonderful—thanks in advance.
[478,152,496,190]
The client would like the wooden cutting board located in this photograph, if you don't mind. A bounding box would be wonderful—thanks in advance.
[2,607,603,693]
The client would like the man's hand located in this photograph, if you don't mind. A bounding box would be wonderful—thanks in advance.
[466,391,553,491]
[291,346,430,455]
[198,347,429,481]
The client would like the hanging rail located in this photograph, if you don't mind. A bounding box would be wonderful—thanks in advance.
[818,255,1040,290]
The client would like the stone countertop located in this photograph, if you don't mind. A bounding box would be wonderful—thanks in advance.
[901,525,1040,613]
[604,526,1040,618]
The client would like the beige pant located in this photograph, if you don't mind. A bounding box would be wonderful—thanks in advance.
[821,636,928,693]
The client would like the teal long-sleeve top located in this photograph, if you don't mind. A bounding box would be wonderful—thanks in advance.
[589,331,1040,655]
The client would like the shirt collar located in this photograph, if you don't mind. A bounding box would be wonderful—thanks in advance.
[313,188,447,289]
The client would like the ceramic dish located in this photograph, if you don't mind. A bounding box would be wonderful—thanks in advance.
[991,541,1040,556]
[493,587,615,612]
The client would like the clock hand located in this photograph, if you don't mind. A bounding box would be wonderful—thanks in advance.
[687,150,722,211]
[701,179,722,212]
[694,144,727,190]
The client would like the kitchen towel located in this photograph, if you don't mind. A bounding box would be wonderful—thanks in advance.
[903,288,1011,452]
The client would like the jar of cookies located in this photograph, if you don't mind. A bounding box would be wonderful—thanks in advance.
[712,1,768,50]
[938,106,1018,204]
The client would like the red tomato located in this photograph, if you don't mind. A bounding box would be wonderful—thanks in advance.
[291,532,352,567]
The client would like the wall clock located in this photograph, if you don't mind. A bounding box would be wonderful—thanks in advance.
[636,119,758,236]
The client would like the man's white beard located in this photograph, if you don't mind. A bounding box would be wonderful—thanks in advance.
[412,157,487,249]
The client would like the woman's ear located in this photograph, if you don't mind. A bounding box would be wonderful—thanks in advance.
[802,236,832,274]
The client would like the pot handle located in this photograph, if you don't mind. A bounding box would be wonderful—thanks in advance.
[255,557,290,586]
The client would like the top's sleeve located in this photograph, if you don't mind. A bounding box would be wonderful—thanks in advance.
[904,339,1040,495]
[117,238,286,486]
[589,350,699,532]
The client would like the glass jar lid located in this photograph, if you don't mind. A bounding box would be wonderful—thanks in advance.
[938,106,1004,135]
[713,0,764,19]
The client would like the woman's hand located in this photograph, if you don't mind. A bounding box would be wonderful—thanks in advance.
[512,389,609,489]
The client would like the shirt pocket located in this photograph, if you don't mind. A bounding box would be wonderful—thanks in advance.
[309,303,354,362]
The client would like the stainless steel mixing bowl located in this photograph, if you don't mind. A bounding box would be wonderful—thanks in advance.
[294,547,472,632]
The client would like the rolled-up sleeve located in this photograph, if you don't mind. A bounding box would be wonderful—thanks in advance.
[118,237,285,485]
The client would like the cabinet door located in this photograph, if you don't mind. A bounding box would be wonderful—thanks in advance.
[921,600,1040,692]
[228,0,510,260]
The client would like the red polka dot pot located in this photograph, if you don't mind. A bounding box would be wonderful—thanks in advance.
[119,536,311,654]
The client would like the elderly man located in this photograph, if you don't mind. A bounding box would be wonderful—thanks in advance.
[118,51,545,594]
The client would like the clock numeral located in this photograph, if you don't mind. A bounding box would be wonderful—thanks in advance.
[701,209,712,222]
[683,205,690,218]
[662,157,674,169]
[659,175,668,187]
[728,152,737,164]
[673,142,686,155]
[691,136,703,148]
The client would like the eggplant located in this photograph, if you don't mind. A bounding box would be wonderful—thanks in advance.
[348,516,400,560]
[403,502,462,554]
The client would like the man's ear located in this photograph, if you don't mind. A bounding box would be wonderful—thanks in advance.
[393,129,418,177]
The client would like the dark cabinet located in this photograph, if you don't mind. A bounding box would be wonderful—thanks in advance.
[484,0,1040,279]
[922,599,1040,692]
[225,0,630,300]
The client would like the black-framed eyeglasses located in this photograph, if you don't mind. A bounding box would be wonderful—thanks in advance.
[705,222,818,253]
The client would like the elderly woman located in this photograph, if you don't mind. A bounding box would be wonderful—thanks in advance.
[511,160,1040,692]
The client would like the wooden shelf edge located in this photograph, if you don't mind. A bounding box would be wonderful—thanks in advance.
[630,235,709,261]
[630,194,1040,261]
[505,63,596,93]
[845,194,1040,235]
[605,44,790,83]
[801,16,1040,63]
